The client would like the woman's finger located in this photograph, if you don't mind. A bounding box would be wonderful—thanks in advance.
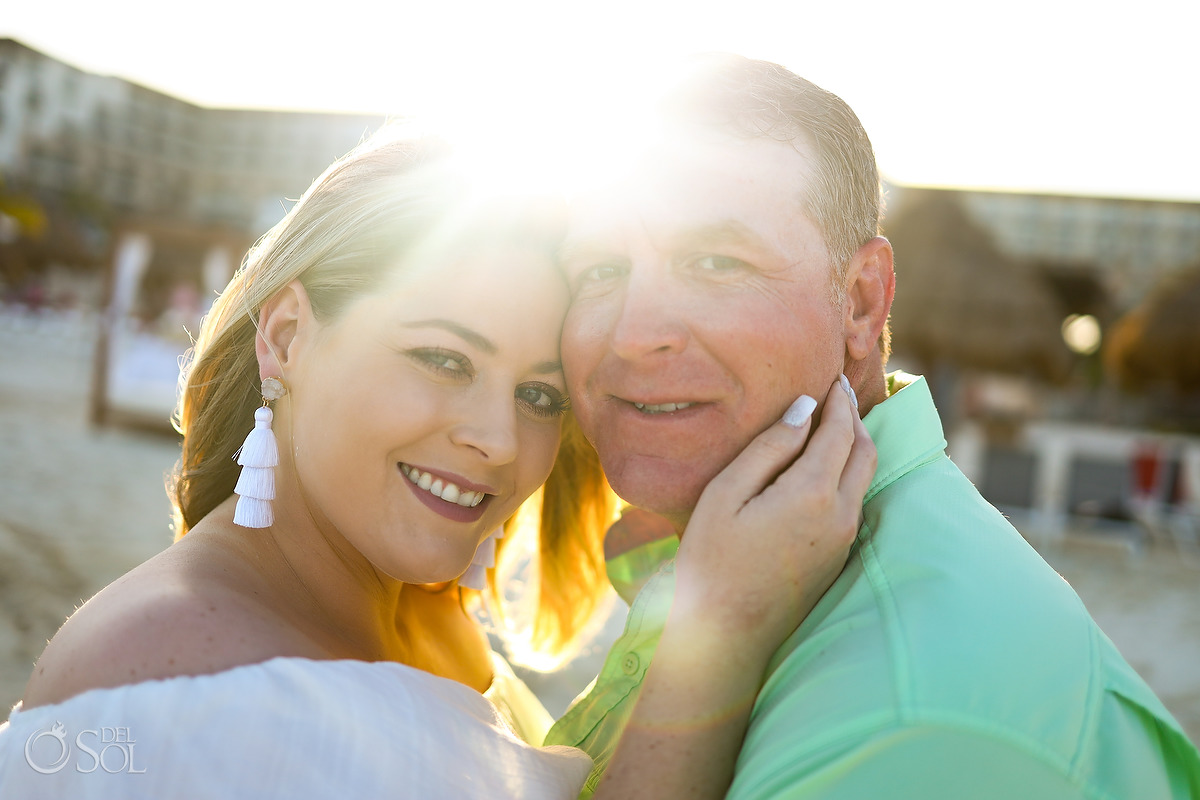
[698,394,818,507]
[838,402,877,502]
[767,378,857,502]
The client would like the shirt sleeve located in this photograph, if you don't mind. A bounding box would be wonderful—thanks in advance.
[727,723,1092,800]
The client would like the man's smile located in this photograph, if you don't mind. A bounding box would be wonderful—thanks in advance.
[632,401,696,414]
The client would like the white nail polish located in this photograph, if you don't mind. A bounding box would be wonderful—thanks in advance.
[783,395,817,427]
[840,374,858,409]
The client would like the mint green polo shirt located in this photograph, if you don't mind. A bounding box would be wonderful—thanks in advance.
[545,373,1200,798]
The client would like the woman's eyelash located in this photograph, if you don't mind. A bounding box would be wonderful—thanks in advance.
[517,383,571,419]
[406,348,473,377]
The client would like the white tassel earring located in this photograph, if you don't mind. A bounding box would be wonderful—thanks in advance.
[233,376,287,528]
[459,525,505,591]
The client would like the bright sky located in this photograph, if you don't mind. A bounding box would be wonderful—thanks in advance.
[4,0,1198,202]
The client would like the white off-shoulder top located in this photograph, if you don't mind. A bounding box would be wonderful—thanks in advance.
[0,654,591,799]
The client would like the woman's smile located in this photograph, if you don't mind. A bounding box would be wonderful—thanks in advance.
[399,463,489,508]
[400,466,494,523]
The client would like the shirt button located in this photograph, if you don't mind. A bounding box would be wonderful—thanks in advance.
[621,653,640,675]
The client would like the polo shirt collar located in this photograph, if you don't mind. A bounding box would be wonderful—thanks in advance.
[861,372,948,505]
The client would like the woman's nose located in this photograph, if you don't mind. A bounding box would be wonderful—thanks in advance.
[447,390,520,466]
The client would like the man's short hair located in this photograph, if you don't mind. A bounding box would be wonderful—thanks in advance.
[659,53,883,292]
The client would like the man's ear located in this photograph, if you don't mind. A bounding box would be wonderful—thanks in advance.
[255,280,315,380]
[842,237,896,361]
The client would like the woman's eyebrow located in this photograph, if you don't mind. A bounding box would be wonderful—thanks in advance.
[401,319,496,354]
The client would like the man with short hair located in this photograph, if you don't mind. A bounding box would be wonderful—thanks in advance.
[548,53,1200,797]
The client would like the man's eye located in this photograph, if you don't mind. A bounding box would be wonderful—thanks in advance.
[516,383,570,419]
[574,263,625,286]
[587,264,620,280]
[693,255,749,271]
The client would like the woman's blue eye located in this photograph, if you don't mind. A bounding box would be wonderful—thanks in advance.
[517,383,570,419]
[408,348,472,378]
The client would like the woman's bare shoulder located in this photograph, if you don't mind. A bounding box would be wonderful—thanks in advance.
[21,540,317,710]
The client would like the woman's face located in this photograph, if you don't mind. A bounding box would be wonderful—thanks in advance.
[279,244,569,585]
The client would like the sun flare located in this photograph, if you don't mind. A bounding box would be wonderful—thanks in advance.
[409,54,672,205]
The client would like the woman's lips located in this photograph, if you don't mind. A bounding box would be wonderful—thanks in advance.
[398,463,492,523]
[400,464,486,507]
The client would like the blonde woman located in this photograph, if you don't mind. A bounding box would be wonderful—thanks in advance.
[0,129,872,798]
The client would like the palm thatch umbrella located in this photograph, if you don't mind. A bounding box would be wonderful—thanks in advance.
[1104,267,1200,394]
[886,190,1072,382]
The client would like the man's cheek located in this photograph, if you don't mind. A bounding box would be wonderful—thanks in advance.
[559,322,591,380]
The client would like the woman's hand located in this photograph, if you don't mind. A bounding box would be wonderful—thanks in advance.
[673,375,876,667]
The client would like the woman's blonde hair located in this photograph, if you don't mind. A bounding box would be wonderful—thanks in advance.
[169,127,614,664]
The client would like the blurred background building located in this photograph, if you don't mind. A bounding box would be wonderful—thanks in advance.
[0,37,385,316]
[0,38,386,235]
[0,37,387,424]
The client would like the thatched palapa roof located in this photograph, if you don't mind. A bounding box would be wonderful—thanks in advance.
[885,190,1072,381]
[1105,267,1200,394]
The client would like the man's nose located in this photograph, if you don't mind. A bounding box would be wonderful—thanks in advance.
[448,390,519,466]
[609,263,689,360]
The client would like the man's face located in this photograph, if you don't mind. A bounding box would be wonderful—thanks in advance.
[560,134,847,526]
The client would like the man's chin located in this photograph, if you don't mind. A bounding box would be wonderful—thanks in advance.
[603,464,709,531]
